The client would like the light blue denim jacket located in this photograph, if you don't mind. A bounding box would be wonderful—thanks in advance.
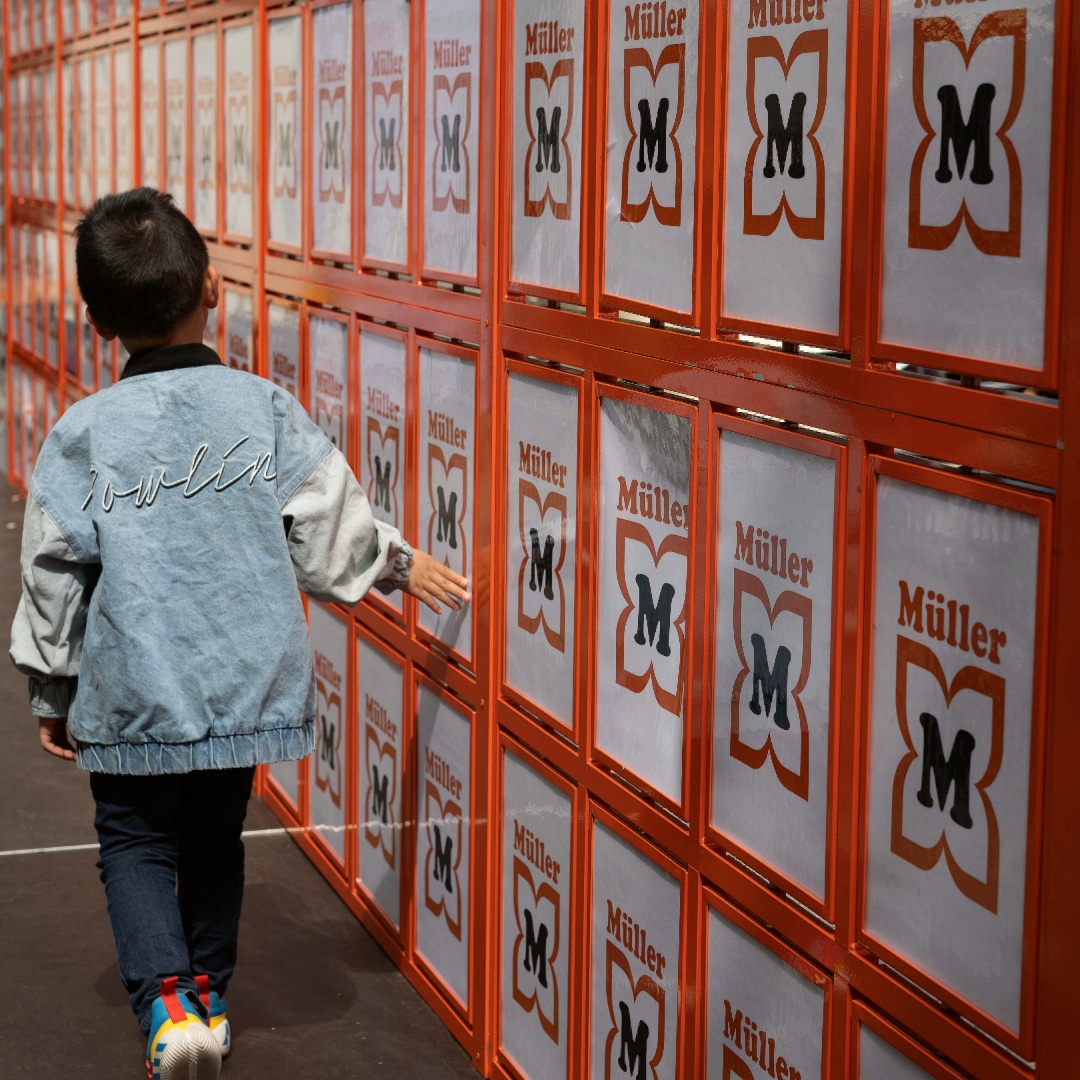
[9,345,411,775]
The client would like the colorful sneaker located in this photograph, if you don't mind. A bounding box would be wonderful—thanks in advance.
[145,976,221,1080]
[195,974,231,1058]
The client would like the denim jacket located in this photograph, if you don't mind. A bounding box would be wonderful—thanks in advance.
[9,343,412,775]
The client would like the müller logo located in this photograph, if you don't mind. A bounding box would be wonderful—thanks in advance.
[743,30,828,240]
[432,41,472,215]
[721,998,806,1080]
[908,10,1026,258]
[366,414,400,525]
[614,475,690,717]
[729,520,814,801]
[318,83,347,206]
[517,440,570,652]
[364,695,398,870]
[272,88,298,199]
[524,56,575,220]
[315,652,343,810]
[604,899,667,1080]
[371,61,404,208]
[890,580,1006,912]
[227,80,250,194]
[511,819,562,1044]
[427,411,469,577]
[424,750,464,939]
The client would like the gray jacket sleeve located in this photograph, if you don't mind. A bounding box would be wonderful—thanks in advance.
[283,446,412,604]
[9,492,95,718]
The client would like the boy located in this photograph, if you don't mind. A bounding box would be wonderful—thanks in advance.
[8,188,470,1080]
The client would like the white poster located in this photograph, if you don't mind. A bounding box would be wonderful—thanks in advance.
[416,684,472,1007]
[591,821,681,1080]
[224,288,253,373]
[417,348,475,660]
[309,313,349,456]
[312,2,352,258]
[10,75,21,198]
[62,62,75,204]
[267,299,300,397]
[93,54,112,200]
[596,397,691,803]
[858,1025,933,1080]
[268,15,302,249]
[44,65,57,202]
[192,31,218,233]
[45,232,58,368]
[501,751,571,1080]
[31,71,42,201]
[713,431,835,901]
[721,0,848,335]
[359,330,407,615]
[603,0,699,314]
[423,0,481,279]
[357,638,405,929]
[505,372,578,728]
[21,71,32,198]
[707,909,825,1079]
[140,40,160,189]
[268,759,299,809]
[363,0,410,267]
[865,474,1041,1035]
[203,302,219,354]
[164,36,188,211]
[114,49,132,192]
[510,0,585,293]
[879,0,1056,370]
[309,603,348,865]
[224,23,254,239]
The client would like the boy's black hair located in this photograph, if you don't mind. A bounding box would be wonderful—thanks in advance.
[74,188,210,341]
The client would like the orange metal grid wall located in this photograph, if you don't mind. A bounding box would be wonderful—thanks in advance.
[5,2,1080,1079]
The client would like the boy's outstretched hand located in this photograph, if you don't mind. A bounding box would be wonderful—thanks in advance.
[39,716,77,762]
[405,550,471,615]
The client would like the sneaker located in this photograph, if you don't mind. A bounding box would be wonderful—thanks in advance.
[145,976,221,1080]
[194,974,231,1058]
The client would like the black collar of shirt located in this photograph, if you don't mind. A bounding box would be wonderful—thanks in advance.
[119,342,224,380]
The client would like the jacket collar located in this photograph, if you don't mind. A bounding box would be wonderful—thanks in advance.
[119,342,223,381]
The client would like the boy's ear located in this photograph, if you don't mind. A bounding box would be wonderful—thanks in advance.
[204,265,220,310]
[84,309,117,342]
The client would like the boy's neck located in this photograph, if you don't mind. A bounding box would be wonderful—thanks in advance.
[120,307,209,357]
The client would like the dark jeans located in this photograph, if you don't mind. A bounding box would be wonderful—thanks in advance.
[90,767,255,1034]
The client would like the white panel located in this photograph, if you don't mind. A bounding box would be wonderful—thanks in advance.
[93,55,112,199]
[363,0,410,266]
[415,684,471,1006]
[140,41,160,189]
[510,0,585,294]
[417,348,476,660]
[865,476,1041,1034]
[358,330,407,615]
[268,759,299,809]
[309,314,349,457]
[590,821,681,1080]
[268,15,303,248]
[31,71,43,200]
[312,2,353,258]
[45,232,59,369]
[115,49,133,192]
[21,71,32,198]
[500,752,572,1080]
[423,0,481,278]
[267,300,300,398]
[858,1025,934,1080]
[603,1,700,314]
[164,37,188,211]
[879,0,1056,370]
[203,302,219,354]
[706,909,825,1079]
[308,603,349,865]
[505,371,578,728]
[224,23,254,239]
[721,0,849,335]
[712,431,835,901]
[224,289,254,373]
[192,31,218,232]
[596,397,691,803]
[357,638,405,929]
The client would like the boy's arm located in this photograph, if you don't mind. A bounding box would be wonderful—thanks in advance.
[9,491,95,722]
[283,446,415,604]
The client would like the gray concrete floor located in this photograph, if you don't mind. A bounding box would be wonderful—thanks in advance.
[0,477,476,1079]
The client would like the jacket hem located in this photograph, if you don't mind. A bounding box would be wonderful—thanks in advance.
[74,721,316,775]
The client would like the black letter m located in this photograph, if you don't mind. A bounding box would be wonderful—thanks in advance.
[633,575,675,658]
[763,92,806,179]
[617,1002,650,1080]
[373,455,392,513]
[529,529,555,600]
[439,113,462,173]
[371,764,390,824]
[749,634,791,731]
[522,910,549,987]
[378,118,396,170]
[535,106,562,173]
[436,486,458,548]
[432,826,454,891]
[636,98,670,174]
[935,83,995,185]
[916,712,975,829]
[320,713,336,768]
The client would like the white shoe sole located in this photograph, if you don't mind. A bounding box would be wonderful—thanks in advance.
[154,1024,222,1080]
